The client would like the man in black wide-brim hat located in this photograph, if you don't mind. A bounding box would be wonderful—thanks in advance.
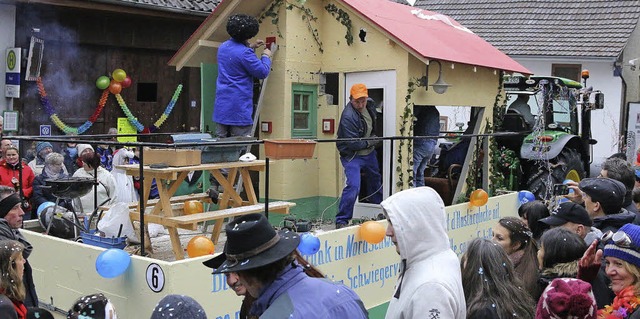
[203,213,368,318]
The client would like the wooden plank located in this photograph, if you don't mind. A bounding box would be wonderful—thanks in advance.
[100,193,211,211]
[166,201,295,226]
[115,160,268,175]
[129,209,198,231]
[167,227,184,260]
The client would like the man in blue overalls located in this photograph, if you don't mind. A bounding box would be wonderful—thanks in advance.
[335,84,382,229]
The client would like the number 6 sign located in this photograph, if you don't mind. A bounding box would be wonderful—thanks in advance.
[146,263,165,293]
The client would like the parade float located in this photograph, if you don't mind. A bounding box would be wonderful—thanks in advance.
[20,0,534,317]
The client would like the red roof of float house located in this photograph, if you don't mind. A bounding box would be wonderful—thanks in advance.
[342,0,530,74]
[169,0,530,74]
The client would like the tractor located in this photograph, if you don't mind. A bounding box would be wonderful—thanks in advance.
[496,71,605,200]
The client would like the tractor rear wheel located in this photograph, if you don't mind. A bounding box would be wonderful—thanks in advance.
[525,148,585,200]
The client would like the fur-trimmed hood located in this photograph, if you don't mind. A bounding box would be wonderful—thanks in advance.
[539,261,578,282]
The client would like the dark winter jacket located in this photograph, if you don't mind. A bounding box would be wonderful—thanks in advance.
[336,98,377,159]
[0,220,38,308]
[62,148,79,176]
[593,208,636,235]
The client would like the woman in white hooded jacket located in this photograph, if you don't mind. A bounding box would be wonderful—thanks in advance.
[72,151,118,215]
[381,187,466,319]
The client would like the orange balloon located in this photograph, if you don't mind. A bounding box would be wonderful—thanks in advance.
[109,80,122,95]
[186,235,215,258]
[184,200,203,215]
[359,221,386,244]
[469,189,489,207]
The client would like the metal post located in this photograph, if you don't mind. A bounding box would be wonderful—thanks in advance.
[139,147,145,257]
[265,158,269,219]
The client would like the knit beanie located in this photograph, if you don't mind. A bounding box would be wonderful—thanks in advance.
[535,278,596,319]
[603,223,640,268]
[36,142,53,155]
[150,294,207,319]
[67,293,117,319]
[76,144,94,157]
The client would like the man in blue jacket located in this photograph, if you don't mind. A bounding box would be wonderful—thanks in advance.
[204,213,368,318]
[335,84,382,228]
[214,13,271,139]
[209,13,271,198]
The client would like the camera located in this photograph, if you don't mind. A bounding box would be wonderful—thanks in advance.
[553,184,569,196]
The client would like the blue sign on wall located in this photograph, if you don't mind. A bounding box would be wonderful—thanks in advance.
[40,125,51,136]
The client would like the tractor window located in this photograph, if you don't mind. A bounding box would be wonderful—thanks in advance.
[552,99,571,126]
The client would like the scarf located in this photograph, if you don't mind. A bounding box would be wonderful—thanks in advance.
[598,286,640,318]
[13,299,27,319]
[509,249,525,268]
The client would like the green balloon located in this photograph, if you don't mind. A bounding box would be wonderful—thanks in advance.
[96,76,110,90]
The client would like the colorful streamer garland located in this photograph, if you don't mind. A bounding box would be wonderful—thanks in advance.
[115,84,183,133]
[37,77,108,135]
[37,77,183,134]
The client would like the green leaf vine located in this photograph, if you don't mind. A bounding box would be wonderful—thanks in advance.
[259,0,323,52]
[324,3,354,46]
[396,78,421,190]
[486,70,522,195]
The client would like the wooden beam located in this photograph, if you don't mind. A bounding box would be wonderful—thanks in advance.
[198,40,222,48]
[174,0,240,70]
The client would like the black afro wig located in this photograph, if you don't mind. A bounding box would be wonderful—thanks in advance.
[226,14,260,42]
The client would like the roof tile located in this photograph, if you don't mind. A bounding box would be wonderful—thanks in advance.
[407,0,640,57]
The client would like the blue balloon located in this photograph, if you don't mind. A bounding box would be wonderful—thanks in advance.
[37,202,55,217]
[95,249,131,278]
[518,190,536,205]
[297,233,320,256]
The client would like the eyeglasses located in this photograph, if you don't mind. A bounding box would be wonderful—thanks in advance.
[601,230,633,248]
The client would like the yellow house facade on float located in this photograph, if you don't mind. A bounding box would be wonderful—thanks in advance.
[169,0,530,220]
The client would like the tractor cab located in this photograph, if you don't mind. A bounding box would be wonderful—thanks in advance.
[497,72,605,199]
[504,75,582,135]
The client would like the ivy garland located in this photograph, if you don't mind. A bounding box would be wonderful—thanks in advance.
[259,0,323,52]
[396,78,421,190]
[488,71,521,195]
[324,4,354,46]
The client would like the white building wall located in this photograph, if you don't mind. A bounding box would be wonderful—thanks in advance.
[0,4,16,112]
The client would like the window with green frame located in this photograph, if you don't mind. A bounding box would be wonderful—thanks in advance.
[291,84,317,138]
